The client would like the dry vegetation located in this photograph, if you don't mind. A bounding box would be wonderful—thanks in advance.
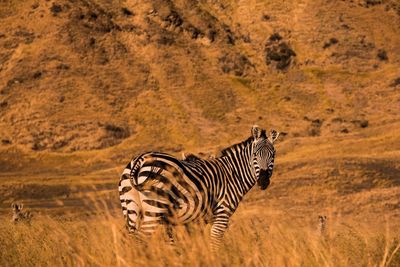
[1,206,399,267]
[0,0,400,266]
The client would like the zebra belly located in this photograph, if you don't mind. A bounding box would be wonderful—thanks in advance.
[136,157,208,225]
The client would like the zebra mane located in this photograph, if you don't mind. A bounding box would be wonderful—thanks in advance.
[220,136,253,156]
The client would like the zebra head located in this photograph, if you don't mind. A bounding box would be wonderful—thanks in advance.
[251,125,279,190]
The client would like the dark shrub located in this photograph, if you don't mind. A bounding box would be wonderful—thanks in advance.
[377,49,388,61]
[104,124,129,139]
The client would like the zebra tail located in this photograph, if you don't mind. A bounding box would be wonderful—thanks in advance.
[119,156,143,234]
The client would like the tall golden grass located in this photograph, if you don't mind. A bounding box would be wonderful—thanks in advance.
[1,199,399,267]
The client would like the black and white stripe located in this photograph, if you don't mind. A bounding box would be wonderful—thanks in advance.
[118,125,279,249]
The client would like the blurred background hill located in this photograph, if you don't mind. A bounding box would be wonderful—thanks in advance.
[0,0,399,265]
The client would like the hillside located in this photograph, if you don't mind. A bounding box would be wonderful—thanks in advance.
[1,0,399,152]
[0,0,399,266]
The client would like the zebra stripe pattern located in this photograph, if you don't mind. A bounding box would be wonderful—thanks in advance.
[118,125,279,249]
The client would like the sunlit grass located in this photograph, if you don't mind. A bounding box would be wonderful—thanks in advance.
[1,200,399,267]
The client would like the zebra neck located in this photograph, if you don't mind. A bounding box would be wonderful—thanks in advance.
[223,144,257,198]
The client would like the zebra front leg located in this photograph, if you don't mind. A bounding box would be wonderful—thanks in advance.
[210,212,230,252]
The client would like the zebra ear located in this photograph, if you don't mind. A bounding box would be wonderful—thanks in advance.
[268,130,280,143]
[251,125,262,139]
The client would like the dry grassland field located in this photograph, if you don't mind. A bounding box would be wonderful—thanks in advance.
[0,0,400,266]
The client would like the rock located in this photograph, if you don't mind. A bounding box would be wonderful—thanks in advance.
[311,119,323,127]
[365,0,383,7]
[307,118,323,136]
[207,29,217,42]
[262,14,271,21]
[377,49,388,61]
[165,11,183,28]
[323,38,339,49]
[351,120,369,128]
[50,4,62,14]
[225,28,235,45]
[32,71,42,79]
[330,38,339,45]
[1,139,11,145]
[88,12,98,20]
[341,24,350,29]
[269,33,282,42]
[360,120,369,128]
[265,35,296,70]
[121,7,134,16]
[186,25,203,39]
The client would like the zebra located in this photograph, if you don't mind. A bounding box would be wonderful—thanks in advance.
[318,215,327,237]
[11,203,33,223]
[118,125,279,249]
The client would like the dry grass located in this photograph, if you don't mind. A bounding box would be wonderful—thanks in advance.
[1,204,399,267]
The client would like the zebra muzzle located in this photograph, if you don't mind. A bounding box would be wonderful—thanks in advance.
[257,169,271,190]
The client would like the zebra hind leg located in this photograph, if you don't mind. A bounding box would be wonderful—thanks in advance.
[119,174,144,243]
[163,218,183,255]
[165,224,176,246]
[158,213,175,246]
[135,211,180,252]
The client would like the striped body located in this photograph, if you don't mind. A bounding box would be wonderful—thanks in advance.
[119,126,279,248]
